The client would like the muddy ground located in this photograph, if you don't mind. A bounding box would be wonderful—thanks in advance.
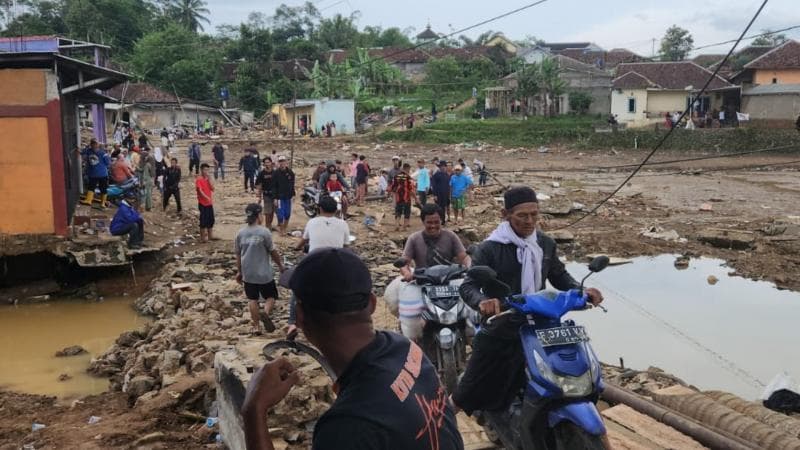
[1,134,799,449]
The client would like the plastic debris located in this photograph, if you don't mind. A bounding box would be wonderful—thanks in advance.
[206,417,219,428]
[88,416,102,425]
[32,423,46,432]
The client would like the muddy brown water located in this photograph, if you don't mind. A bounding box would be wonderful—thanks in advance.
[566,255,800,400]
[0,297,150,402]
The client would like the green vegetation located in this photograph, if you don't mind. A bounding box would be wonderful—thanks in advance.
[380,118,800,152]
[660,25,694,61]
[380,117,598,147]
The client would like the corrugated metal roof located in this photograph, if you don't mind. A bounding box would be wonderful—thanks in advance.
[742,83,800,95]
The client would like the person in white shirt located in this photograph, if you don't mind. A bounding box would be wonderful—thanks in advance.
[288,196,350,336]
[458,158,474,182]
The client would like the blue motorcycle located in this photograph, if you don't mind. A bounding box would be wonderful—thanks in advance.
[466,256,610,450]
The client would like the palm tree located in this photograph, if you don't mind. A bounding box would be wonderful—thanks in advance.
[167,0,210,33]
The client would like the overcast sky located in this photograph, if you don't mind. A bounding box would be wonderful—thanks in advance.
[205,0,800,56]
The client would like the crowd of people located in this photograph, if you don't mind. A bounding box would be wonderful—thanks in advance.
[79,132,618,448]
[239,186,610,450]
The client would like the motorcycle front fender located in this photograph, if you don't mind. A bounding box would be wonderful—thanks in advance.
[547,401,606,436]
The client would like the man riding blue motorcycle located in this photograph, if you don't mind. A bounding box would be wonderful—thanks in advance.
[453,186,612,449]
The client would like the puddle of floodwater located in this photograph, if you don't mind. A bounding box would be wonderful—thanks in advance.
[0,297,150,402]
[564,254,800,400]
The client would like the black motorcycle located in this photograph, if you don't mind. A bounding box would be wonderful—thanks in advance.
[393,260,478,393]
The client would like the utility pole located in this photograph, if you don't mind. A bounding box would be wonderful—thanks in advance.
[290,62,298,169]
[652,38,656,59]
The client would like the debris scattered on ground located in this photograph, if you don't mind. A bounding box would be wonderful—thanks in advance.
[707,275,719,285]
[696,228,755,250]
[674,255,690,269]
[55,345,87,357]
[640,226,687,243]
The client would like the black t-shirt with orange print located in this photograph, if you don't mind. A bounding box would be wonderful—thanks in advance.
[312,331,464,450]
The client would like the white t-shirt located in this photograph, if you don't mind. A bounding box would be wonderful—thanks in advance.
[303,216,350,252]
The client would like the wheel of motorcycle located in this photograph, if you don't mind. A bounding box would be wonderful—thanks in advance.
[552,422,605,450]
[441,347,459,395]
[302,200,318,218]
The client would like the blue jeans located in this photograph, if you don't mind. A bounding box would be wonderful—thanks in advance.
[277,198,292,223]
[112,221,144,247]
[214,161,225,180]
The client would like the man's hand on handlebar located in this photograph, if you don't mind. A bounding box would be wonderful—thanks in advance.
[479,298,502,317]
[585,288,604,306]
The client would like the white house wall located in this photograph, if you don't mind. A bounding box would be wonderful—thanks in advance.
[611,89,648,126]
[313,100,356,135]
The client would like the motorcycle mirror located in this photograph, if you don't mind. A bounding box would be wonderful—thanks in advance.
[588,255,610,273]
[392,258,407,269]
[466,265,497,284]
[466,244,478,256]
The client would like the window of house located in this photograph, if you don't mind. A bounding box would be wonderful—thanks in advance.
[772,78,778,84]
[627,98,636,113]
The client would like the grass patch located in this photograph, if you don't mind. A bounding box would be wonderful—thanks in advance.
[380,118,800,151]
[379,117,599,147]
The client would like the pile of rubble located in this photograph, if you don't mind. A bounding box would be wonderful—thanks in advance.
[603,364,688,397]
[87,250,257,399]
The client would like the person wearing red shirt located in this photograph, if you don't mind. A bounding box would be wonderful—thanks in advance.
[388,163,417,231]
[196,163,215,242]
[324,173,348,217]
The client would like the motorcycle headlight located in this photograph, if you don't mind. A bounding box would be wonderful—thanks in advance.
[533,350,594,398]
[438,328,455,349]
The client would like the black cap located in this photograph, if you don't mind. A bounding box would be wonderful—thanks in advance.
[504,186,538,210]
[289,248,372,314]
[438,160,448,167]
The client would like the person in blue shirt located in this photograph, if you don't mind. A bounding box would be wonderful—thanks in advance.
[110,196,145,249]
[188,140,202,175]
[449,165,473,224]
[80,139,112,209]
[413,158,431,205]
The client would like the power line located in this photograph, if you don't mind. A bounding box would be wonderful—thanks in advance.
[592,280,766,389]
[693,24,800,52]
[554,0,771,230]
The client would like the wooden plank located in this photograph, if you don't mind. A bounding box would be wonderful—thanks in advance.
[603,405,708,450]
[606,420,663,450]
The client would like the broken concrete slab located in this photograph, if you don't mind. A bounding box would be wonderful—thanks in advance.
[549,230,575,243]
[696,228,755,250]
[539,197,574,215]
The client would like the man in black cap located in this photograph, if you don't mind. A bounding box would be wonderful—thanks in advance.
[431,160,452,223]
[235,203,286,335]
[452,187,606,428]
[242,248,464,450]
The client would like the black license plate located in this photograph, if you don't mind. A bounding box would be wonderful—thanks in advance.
[536,326,589,347]
[430,285,459,299]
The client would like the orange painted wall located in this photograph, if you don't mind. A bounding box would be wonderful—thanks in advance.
[754,69,800,85]
[0,117,55,234]
[0,69,46,106]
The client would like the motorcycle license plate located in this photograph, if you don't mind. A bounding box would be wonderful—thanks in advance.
[429,285,460,298]
[536,326,589,347]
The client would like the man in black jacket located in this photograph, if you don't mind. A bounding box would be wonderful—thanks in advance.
[162,157,182,214]
[273,155,295,234]
[453,187,605,416]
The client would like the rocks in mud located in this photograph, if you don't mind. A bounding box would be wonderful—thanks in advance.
[55,345,87,357]
[158,350,184,375]
[116,330,144,347]
[58,373,72,382]
[603,364,690,396]
[126,375,156,398]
